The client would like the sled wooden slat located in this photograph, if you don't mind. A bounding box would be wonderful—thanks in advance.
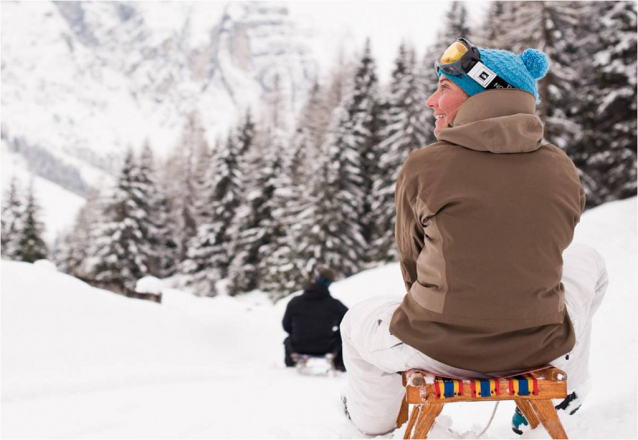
[397,366,569,439]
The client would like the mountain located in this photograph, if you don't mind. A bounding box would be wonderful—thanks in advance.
[1,1,317,186]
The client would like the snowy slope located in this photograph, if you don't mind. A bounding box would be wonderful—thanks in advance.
[1,197,636,438]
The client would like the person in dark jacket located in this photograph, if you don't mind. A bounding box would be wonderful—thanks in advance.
[283,266,348,371]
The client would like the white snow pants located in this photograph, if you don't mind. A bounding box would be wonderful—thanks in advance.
[340,243,609,435]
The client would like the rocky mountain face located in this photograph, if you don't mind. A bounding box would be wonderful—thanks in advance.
[1,1,316,191]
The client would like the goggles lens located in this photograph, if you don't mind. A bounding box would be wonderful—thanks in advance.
[439,41,469,65]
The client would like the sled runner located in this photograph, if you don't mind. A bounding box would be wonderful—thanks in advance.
[291,352,337,376]
[397,366,569,439]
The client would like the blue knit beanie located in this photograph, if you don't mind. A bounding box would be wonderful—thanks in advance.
[438,47,550,104]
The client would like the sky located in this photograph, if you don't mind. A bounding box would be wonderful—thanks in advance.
[287,1,491,81]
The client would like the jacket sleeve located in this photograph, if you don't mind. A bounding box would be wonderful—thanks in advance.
[395,156,425,293]
[282,302,293,334]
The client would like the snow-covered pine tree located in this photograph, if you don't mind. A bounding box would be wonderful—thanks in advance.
[294,79,332,168]
[235,109,256,158]
[297,106,367,279]
[226,116,268,295]
[573,1,637,206]
[256,130,309,298]
[372,43,430,263]
[482,2,582,151]
[137,141,165,276]
[481,2,637,207]
[160,112,208,267]
[442,1,471,40]
[254,85,334,298]
[1,176,23,259]
[14,180,48,263]
[470,1,511,49]
[190,123,213,226]
[182,133,242,296]
[50,231,68,271]
[55,188,102,276]
[343,39,384,260]
[325,48,357,118]
[89,150,152,288]
[472,1,511,47]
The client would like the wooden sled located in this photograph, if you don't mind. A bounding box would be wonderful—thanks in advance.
[397,366,569,439]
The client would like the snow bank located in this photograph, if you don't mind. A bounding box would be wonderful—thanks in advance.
[135,276,162,295]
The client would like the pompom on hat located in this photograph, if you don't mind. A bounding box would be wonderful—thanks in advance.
[438,46,550,104]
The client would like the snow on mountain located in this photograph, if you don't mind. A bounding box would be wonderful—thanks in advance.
[1,1,316,175]
[1,140,87,245]
[1,197,636,438]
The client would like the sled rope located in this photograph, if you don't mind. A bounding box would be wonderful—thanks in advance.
[476,401,499,438]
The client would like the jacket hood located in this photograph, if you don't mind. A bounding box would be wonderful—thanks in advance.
[302,282,331,300]
[437,89,544,154]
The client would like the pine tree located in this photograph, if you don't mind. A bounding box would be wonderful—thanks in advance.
[256,131,308,297]
[372,43,430,262]
[294,79,332,167]
[343,39,384,260]
[15,181,48,263]
[1,177,23,259]
[574,1,637,206]
[481,2,637,207]
[472,2,512,47]
[137,141,165,276]
[182,133,242,296]
[50,231,69,271]
[56,188,102,276]
[160,112,208,268]
[89,150,152,288]
[442,1,471,40]
[482,2,582,150]
[226,118,268,295]
[297,106,367,278]
[325,48,357,117]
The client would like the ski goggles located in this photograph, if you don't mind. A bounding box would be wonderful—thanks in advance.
[435,38,515,90]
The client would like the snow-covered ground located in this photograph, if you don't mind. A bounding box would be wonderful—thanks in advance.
[1,198,636,439]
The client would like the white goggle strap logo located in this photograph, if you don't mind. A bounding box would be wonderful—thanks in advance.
[467,61,497,88]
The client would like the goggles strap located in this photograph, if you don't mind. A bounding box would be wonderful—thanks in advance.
[467,62,514,90]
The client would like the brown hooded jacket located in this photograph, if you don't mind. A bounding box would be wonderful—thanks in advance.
[389,89,584,373]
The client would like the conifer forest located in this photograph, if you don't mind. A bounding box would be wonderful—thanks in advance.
[2,1,636,298]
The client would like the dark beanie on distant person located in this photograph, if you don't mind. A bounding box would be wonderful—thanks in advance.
[315,266,336,287]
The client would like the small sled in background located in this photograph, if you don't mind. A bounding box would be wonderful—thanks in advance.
[291,352,338,377]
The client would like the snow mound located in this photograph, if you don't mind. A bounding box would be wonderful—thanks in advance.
[135,276,162,295]
[33,259,57,271]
